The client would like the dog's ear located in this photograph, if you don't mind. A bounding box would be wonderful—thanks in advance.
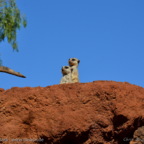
[78,60,80,63]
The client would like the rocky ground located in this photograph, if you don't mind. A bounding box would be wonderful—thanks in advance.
[0,81,144,144]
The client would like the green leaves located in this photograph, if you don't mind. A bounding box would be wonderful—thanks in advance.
[0,0,27,50]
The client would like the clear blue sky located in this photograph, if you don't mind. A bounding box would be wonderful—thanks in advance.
[0,0,144,90]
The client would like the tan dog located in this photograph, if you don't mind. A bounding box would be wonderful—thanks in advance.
[68,58,80,83]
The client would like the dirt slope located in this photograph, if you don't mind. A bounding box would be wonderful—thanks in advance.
[0,81,144,144]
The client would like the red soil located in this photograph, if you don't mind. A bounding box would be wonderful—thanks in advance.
[0,81,144,144]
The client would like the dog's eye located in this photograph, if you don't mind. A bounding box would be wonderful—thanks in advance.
[65,66,69,69]
[72,58,75,61]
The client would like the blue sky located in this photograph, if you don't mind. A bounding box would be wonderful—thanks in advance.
[0,0,144,90]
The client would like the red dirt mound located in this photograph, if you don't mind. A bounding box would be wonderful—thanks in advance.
[0,81,144,144]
